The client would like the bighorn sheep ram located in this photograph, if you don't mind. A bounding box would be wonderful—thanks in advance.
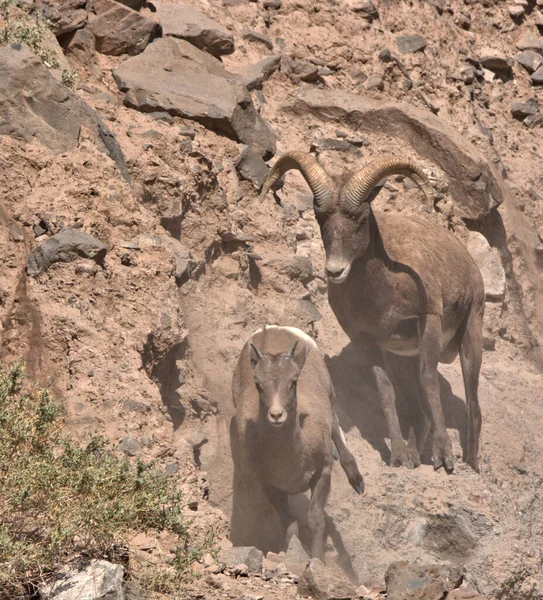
[231,325,364,558]
[261,154,485,473]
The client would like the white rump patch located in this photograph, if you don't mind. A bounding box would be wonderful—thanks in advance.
[252,324,318,349]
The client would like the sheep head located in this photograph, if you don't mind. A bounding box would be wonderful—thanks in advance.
[261,153,435,284]
[250,341,306,427]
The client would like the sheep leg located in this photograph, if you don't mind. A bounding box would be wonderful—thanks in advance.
[419,314,454,473]
[262,482,294,547]
[459,306,483,473]
[308,464,332,559]
[331,415,365,494]
[372,364,412,468]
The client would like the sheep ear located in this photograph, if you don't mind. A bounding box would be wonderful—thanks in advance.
[250,343,264,367]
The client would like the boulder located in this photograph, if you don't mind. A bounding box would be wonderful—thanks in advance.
[27,230,108,276]
[289,88,506,219]
[40,0,87,35]
[235,145,270,189]
[117,436,143,456]
[113,37,276,158]
[516,35,543,53]
[298,558,357,600]
[0,44,129,179]
[39,560,124,600]
[467,232,506,302]
[219,546,263,573]
[89,0,161,56]
[243,29,274,50]
[230,54,282,90]
[515,51,543,73]
[532,65,543,84]
[396,34,427,54]
[510,100,539,119]
[385,561,461,600]
[152,1,234,57]
[477,49,513,73]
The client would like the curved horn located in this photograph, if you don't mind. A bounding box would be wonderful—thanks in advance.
[250,344,264,361]
[260,151,334,211]
[285,341,299,360]
[341,156,435,210]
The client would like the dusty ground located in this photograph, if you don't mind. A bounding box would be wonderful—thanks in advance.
[1,0,543,598]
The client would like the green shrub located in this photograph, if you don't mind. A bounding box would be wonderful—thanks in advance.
[0,0,78,88]
[0,363,207,598]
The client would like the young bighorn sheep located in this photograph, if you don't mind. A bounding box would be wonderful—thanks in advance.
[261,154,485,473]
[231,325,364,558]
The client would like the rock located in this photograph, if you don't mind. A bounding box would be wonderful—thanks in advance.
[116,0,145,9]
[396,34,427,54]
[447,591,488,600]
[510,100,539,119]
[122,399,151,413]
[10,224,24,242]
[532,65,543,84]
[27,230,107,277]
[281,58,319,82]
[467,232,506,302]
[298,558,357,600]
[477,49,513,73]
[385,561,461,600]
[0,44,129,179]
[284,535,310,577]
[524,113,543,128]
[89,0,161,56]
[40,0,87,36]
[117,436,143,456]
[219,546,263,574]
[516,51,543,73]
[263,0,282,8]
[290,88,506,219]
[152,1,234,57]
[310,138,361,156]
[292,299,322,324]
[243,30,274,50]
[272,256,314,283]
[235,146,270,189]
[162,237,197,285]
[230,54,282,90]
[113,38,276,158]
[365,73,384,90]
[508,4,526,18]
[166,462,180,474]
[39,560,124,600]
[516,35,543,53]
[351,1,379,20]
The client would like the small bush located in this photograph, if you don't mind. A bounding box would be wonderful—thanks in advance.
[0,363,206,598]
[0,0,78,88]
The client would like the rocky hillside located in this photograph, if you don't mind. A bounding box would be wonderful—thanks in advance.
[1,0,543,598]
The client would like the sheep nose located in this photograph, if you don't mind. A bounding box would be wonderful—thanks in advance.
[326,266,346,280]
[268,408,286,424]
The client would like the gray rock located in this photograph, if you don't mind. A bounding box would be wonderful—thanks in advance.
[515,51,543,73]
[139,435,154,447]
[396,34,427,54]
[467,232,506,302]
[365,73,384,90]
[510,100,539,119]
[243,30,274,50]
[113,38,276,158]
[27,230,107,277]
[10,224,24,242]
[162,237,197,285]
[122,399,151,413]
[532,65,543,84]
[289,88,506,219]
[235,146,270,189]
[524,113,543,128]
[351,1,379,20]
[310,138,361,156]
[39,560,124,600]
[219,546,263,574]
[40,0,87,35]
[508,4,526,18]
[152,1,234,57]
[179,126,196,139]
[89,0,161,56]
[230,54,282,90]
[166,462,180,474]
[516,35,543,52]
[118,436,143,456]
[263,0,282,8]
[293,299,322,325]
[0,44,129,179]
[115,0,145,9]
[272,255,314,283]
[282,58,319,82]
[284,535,310,577]
[298,558,356,600]
[477,50,513,73]
[385,561,461,600]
